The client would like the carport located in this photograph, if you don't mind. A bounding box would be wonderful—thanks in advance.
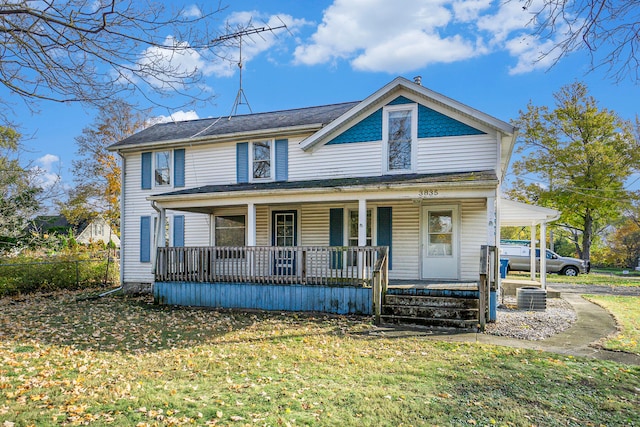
[499,198,561,289]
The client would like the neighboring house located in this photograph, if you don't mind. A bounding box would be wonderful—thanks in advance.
[31,215,120,247]
[108,77,519,327]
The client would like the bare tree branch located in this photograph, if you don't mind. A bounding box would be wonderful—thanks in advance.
[0,1,227,111]
[520,0,640,83]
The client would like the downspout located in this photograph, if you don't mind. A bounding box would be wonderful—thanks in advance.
[117,152,126,291]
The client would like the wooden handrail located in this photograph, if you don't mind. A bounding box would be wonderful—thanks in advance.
[372,247,389,325]
[155,246,387,287]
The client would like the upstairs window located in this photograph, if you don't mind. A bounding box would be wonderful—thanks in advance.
[252,140,272,180]
[384,105,417,173]
[155,151,171,186]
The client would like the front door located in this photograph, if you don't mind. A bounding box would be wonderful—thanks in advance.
[272,211,297,275]
[422,205,459,280]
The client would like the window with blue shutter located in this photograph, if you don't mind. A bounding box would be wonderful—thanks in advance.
[140,216,151,262]
[377,207,392,269]
[275,139,288,181]
[174,149,185,187]
[236,142,249,183]
[329,208,344,269]
[141,152,152,189]
[173,215,185,247]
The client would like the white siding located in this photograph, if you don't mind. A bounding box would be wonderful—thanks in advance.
[459,199,488,280]
[417,134,497,174]
[184,142,237,187]
[388,201,420,280]
[288,140,382,181]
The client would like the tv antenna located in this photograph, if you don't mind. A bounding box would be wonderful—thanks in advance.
[211,18,289,118]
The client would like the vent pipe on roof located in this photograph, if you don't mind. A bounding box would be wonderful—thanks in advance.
[413,76,422,86]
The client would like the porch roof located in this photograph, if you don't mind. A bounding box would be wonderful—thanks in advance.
[500,198,560,226]
[150,170,498,203]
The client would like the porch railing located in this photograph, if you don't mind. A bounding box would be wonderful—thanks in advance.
[156,246,389,287]
[478,245,498,330]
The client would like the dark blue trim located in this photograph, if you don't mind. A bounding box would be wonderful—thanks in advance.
[236,142,249,183]
[329,208,344,269]
[174,149,185,187]
[376,207,392,270]
[275,139,288,181]
[173,215,185,247]
[141,152,152,189]
[140,216,151,262]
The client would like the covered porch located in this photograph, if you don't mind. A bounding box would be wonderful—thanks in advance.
[499,199,560,292]
[148,172,501,327]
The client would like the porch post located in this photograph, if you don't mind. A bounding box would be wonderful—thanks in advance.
[530,222,537,281]
[247,202,256,246]
[247,202,256,277]
[540,221,547,289]
[358,198,367,279]
[152,207,166,273]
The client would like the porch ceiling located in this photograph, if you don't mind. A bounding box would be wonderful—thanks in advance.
[500,198,560,226]
[148,170,498,211]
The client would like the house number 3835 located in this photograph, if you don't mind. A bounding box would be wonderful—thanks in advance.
[418,189,439,197]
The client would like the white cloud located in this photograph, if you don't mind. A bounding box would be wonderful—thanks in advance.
[214,12,310,76]
[294,0,480,73]
[137,36,225,88]
[32,154,61,190]
[293,0,564,76]
[148,110,200,126]
[182,5,202,19]
[452,0,492,22]
[505,34,561,75]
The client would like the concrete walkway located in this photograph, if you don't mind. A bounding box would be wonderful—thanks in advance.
[376,289,640,366]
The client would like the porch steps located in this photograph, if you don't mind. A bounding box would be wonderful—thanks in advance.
[381,294,480,329]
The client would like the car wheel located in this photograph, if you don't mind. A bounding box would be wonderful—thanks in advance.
[562,266,579,276]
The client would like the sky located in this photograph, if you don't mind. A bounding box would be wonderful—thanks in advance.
[5,0,638,200]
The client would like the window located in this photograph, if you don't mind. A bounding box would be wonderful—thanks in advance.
[93,223,104,236]
[215,215,246,246]
[155,151,171,186]
[348,209,372,247]
[384,105,416,172]
[252,140,272,180]
[427,210,453,256]
[348,209,372,266]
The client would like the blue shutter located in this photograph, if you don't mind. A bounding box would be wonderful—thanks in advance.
[174,149,185,187]
[140,216,151,262]
[173,215,185,247]
[141,152,152,189]
[377,207,392,269]
[275,139,288,181]
[329,208,344,269]
[236,142,249,183]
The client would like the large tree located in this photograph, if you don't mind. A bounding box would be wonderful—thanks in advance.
[61,99,147,232]
[509,81,640,264]
[520,0,639,83]
[0,1,224,115]
[0,126,41,252]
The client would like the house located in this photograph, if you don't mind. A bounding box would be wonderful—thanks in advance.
[108,76,521,327]
[30,215,120,247]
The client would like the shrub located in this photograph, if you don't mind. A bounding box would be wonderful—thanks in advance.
[0,251,119,297]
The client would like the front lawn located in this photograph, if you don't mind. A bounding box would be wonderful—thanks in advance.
[507,270,640,286]
[586,295,640,355]
[0,290,639,426]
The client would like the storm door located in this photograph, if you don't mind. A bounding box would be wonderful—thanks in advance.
[422,205,459,280]
[272,211,297,275]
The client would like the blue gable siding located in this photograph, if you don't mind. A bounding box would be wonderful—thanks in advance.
[417,105,485,138]
[325,96,484,146]
[327,109,382,145]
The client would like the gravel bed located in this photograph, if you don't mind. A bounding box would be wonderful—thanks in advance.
[484,296,577,341]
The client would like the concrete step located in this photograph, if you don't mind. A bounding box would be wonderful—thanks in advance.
[380,315,479,329]
[385,294,479,309]
[382,304,479,320]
